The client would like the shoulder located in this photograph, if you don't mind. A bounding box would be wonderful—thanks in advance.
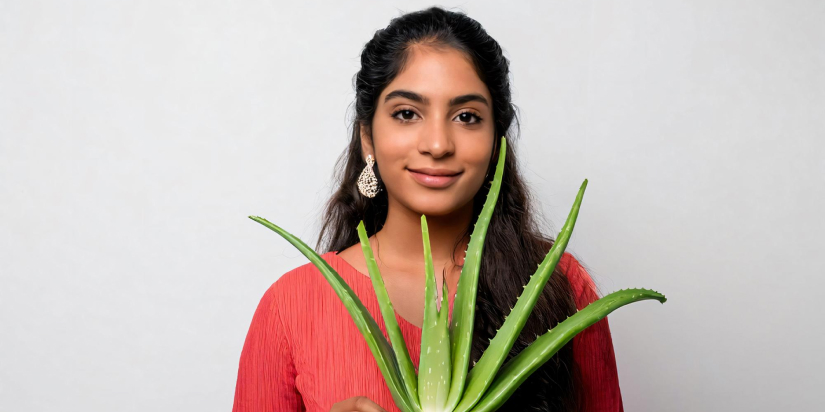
[263,250,370,316]
[266,252,338,302]
[559,251,600,309]
[251,252,343,338]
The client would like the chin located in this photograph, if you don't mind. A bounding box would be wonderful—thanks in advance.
[414,206,456,217]
[405,197,466,217]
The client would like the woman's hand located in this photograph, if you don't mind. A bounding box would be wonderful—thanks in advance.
[330,396,388,412]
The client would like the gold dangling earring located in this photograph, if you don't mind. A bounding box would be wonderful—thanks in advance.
[357,154,379,198]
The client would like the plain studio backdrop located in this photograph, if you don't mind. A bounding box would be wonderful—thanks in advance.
[1,1,823,411]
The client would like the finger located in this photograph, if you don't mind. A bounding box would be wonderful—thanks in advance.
[337,396,388,412]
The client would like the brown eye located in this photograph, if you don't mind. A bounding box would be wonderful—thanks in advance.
[455,110,483,125]
[391,109,419,123]
[391,108,484,125]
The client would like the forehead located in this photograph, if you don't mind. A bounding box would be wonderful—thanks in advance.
[380,46,491,105]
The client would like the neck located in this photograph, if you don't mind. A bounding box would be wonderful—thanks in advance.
[373,196,473,275]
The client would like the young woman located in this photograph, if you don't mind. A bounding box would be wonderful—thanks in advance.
[233,7,623,412]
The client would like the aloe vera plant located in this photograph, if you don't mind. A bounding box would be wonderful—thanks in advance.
[249,136,666,412]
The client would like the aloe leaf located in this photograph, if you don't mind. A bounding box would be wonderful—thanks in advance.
[446,136,507,411]
[436,274,452,405]
[356,221,421,411]
[248,216,415,412]
[438,274,451,340]
[454,178,588,412]
[418,215,452,411]
[470,288,667,412]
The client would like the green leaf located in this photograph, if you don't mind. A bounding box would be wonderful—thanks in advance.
[418,215,452,411]
[455,178,588,412]
[470,288,667,412]
[357,221,421,411]
[446,136,507,412]
[248,216,416,412]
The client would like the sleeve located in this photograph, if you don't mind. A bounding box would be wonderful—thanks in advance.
[569,259,625,412]
[232,283,305,412]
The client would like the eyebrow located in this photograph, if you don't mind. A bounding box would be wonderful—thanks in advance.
[383,89,489,108]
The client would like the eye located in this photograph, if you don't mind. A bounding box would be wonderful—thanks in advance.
[455,110,483,125]
[391,109,420,123]
[390,108,484,125]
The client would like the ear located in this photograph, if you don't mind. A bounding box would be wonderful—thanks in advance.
[360,122,375,160]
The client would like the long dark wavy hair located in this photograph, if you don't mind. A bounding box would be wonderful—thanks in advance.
[315,6,584,411]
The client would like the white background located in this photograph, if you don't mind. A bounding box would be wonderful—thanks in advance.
[1,1,823,411]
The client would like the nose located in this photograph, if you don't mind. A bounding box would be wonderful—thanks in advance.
[417,116,455,158]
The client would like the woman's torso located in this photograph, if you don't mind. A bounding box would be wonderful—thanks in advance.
[268,250,586,412]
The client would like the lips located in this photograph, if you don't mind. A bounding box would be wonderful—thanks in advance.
[407,167,461,176]
[408,169,462,188]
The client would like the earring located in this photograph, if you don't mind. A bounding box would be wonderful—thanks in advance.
[357,154,379,198]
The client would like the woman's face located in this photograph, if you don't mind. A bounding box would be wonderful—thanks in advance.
[362,45,496,217]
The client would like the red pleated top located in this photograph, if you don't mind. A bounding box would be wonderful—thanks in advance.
[232,250,623,412]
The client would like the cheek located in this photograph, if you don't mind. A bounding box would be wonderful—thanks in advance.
[461,140,495,168]
[373,154,409,188]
